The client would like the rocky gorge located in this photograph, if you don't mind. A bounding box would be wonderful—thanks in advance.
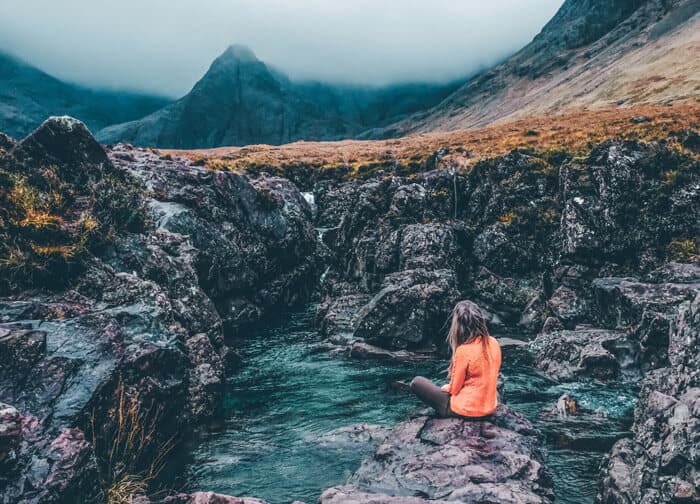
[0,117,698,503]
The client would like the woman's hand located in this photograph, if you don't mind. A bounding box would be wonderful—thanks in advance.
[441,384,449,392]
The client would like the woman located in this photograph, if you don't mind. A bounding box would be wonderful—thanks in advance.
[410,300,501,418]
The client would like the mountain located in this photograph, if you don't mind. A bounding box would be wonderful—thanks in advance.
[374,0,700,137]
[96,45,459,149]
[0,50,171,140]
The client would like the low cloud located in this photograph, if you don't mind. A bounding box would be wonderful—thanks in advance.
[0,0,563,97]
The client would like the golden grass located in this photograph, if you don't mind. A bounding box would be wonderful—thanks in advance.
[89,382,176,504]
[162,102,700,174]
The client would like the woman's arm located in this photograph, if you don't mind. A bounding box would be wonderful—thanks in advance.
[447,348,469,396]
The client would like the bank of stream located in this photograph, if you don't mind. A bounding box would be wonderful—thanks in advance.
[185,306,637,504]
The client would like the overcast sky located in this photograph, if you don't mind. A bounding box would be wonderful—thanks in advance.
[0,1,564,97]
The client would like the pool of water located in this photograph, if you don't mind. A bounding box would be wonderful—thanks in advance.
[185,306,637,504]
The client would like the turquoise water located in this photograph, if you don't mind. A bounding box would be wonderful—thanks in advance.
[185,306,636,504]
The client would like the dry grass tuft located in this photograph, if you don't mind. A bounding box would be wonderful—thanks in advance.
[89,382,175,504]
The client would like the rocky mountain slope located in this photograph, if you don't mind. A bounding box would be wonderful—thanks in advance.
[96,45,458,149]
[375,0,700,137]
[0,51,170,140]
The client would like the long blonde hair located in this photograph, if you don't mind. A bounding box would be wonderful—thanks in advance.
[446,300,490,375]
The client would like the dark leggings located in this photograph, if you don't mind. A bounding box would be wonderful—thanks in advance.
[410,376,455,418]
[410,376,493,421]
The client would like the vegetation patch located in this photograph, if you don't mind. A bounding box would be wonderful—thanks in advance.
[0,156,145,294]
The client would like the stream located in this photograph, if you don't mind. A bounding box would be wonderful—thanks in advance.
[184,306,637,504]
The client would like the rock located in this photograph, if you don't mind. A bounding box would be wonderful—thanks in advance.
[559,141,699,264]
[1,408,99,504]
[593,277,700,328]
[548,285,592,327]
[316,291,371,341]
[109,145,320,336]
[316,423,390,449]
[529,328,636,382]
[161,492,270,504]
[353,269,460,350]
[348,341,433,361]
[321,405,553,503]
[320,487,455,504]
[0,403,21,478]
[644,261,700,284]
[541,317,564,334]
[597,294,700,503]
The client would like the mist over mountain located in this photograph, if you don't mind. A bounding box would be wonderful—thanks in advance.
[0,51,170,140]
[0,0,563,96]
[96,45,460,148]
[374,0,700,137]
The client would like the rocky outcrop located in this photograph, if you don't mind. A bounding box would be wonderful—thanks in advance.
[320,405,553,504]
[0,118,320,502]
[109,143,320,336]
[529,328,635,382]
[597,294,700,503]
[315,140,699,356]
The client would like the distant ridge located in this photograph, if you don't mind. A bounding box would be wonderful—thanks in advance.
[0,51,171,140]
[373,0,700,138]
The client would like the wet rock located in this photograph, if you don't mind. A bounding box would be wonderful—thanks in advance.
[316,423,390,449]
[353,269,460,351]
[597,294,700,503]
[321,405,553,503]
[161,492,270,504]
[593,277,700,328]
[529,328,636,382]
[348,341,433,361]
[109,145,320,337]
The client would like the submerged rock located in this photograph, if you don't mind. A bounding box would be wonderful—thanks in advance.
[321,405,553,504]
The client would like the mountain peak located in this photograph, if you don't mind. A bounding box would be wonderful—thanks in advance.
[219,44,258,63]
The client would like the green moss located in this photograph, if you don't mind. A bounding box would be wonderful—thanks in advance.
[669,238,700,262]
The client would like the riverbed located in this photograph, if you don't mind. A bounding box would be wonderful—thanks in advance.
[185,306,637,504]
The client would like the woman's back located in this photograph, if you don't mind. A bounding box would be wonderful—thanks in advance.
[448,336,501,417]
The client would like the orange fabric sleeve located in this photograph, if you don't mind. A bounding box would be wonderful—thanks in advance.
[447,347,469,396]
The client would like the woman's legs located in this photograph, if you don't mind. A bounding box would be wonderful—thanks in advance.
[410,376,453,417]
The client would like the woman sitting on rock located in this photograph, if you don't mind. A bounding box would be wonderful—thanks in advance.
[410,300,501,419]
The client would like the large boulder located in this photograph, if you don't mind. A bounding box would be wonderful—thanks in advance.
[320,405,553,504]
[353,269,460,351]
[528,328,636,382]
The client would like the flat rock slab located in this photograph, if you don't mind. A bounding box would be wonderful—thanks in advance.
[321,405,553,503]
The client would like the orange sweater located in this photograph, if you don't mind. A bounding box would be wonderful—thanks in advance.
[447,336,502,417]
